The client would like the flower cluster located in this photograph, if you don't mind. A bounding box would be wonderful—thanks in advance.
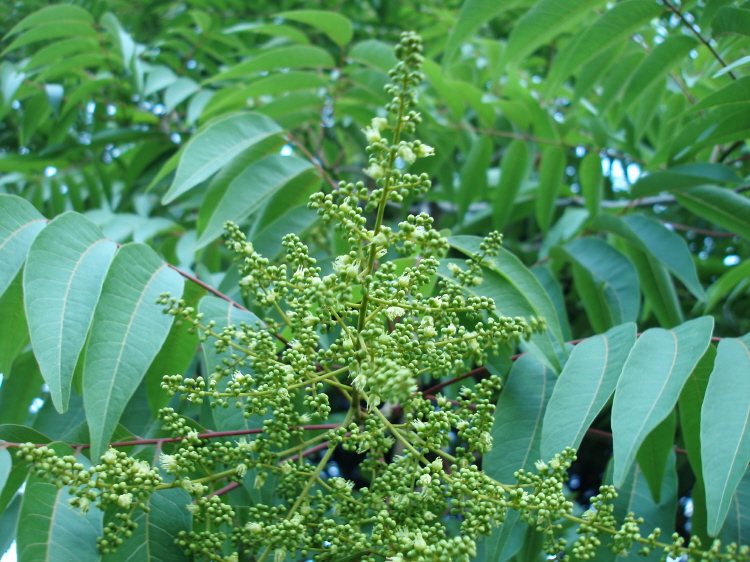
[14,31,750,562]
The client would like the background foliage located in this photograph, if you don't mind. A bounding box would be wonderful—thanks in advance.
[0,0,749,560]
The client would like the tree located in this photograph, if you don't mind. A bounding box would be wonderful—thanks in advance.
[0,0,749,561]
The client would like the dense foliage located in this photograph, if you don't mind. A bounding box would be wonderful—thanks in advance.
[0,1,749,561]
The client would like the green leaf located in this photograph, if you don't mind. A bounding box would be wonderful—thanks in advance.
[551,237,640,329]
[619,243,683,328]
[688,75,750,114]
[635,409,676,503]
[197,295,265,432]
[701,334,750,536]
[102,488,192,561]
[579,152,603,218]
[600,452,678,562]
[544,0,664,95]
[619,36,698,117]
[2,22,97,55]
[17,443,102,562]
[0,353,43,426]
[593,213,705,300]
[630,163,741,198]
[458,136,493,219]
[349,40,398,72]
[83,243,184,459]
[704,260,750,312]
[251,205,320,261]
[0,493,20,557]
[144,65,177,96]
[679,345,716,475]
[205,45,335,84]
[449,236,565,346]
[541,323,636,460]
[33,392,87,442]
[503,0,608,66]
[222,22,311,44]
[421,59,463,119]
[485,353,556,482]
[143,281,203,417]
[493,140,529,230]
[443,0,529,67]
[24,212,117,413]
[0,272,28,376]
[0,194,47,298]
[478,510,526,562]
[675,186,750,242]
[195,154,314,250]
[276,10,353,47]
[4,5,93,37]
[612,316,714,487]
[100,12,135,68]
[0,449,10,493]
[713,55,750,79]
[712,7,750,37]
[449,235,565,361]
[535,145,566,234]
[719,469,750,548]
[438,256,562,372]
[539,208,589,260]
[531,265,571,342]
[678,344,716,544]
[164,77,200,112]
[162,112,282,204]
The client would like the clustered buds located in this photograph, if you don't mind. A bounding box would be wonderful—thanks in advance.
[14,31,750,562]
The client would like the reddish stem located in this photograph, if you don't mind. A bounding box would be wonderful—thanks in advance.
[0,424,342,450]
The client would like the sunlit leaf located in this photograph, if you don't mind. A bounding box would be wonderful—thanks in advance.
[83,244,184,459]
[612,316,714,487]
[24,212,117,413]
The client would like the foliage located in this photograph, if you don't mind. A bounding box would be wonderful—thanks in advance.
[0,0,749,561]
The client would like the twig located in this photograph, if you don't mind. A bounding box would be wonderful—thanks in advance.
[0,424,342,450]
[286,131,339,191]
[661,0,737,80]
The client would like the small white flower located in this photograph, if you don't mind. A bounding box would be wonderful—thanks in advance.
[385,306,405,320]
[413,532,427,551]
[274,549,287,562]
[254,473,266,489]
[235,463,247,478]
[78,497,91,514]
[236,436,257,452]
[246,522,263,534]
[181,479,206,495]
[102,448,118,465]
[363,126,381,144]
[398,145,417,165]
[364,163,385,179]
[419,474,432,486]
[186,503,200,515]
[417,144,435,157]
[353,373,367,391]
[281,462,293,475]
[160,453,179,473]
[226,553,239,562]
[371,117,388,131]
[133,460,152,476]
[117,493,133,508]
